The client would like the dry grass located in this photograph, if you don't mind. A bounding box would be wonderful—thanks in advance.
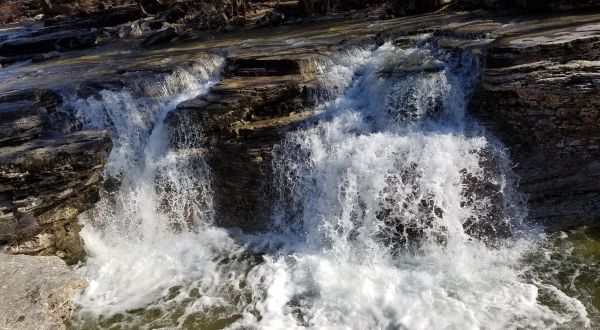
[0,1,26,24]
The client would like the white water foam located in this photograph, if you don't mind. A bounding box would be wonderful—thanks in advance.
[70,56,238,314]
[244,42,590,329]
[68,41,591,329]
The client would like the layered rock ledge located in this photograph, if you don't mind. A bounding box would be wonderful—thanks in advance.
[470,15,600,230]
[1,10,599,243]
[164,12,600,232]
[0,89,111,264]
[0,8,598,330]
[167,49,322,230]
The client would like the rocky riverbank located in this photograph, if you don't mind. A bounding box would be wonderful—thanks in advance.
[2,7,599,254]
[0,89,111,264]
[0,5,599,328]
[470,17,600,230]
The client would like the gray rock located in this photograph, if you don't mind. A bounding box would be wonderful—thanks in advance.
[0,101,44,145]
[0,30,99,57]
[140,27,178,48]
[0,253,86,330]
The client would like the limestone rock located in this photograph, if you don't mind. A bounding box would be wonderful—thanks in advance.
[470,19,600,229]
[0,90,112,264]
[0,253,86,330]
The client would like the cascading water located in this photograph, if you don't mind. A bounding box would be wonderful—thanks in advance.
[68,41,592,329]
[252,41,589,329]
[65,55,236,314]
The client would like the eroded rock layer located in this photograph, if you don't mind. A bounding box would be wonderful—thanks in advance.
[470,17,600,229]
[1,10,599,245]
[167,50,319,230]
[0,90,111,264]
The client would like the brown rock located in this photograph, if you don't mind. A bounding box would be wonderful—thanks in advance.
[470,18,600,229]
[167,53,316,231]
[0,90,112,264]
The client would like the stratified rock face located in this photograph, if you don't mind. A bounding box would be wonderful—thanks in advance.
[0,5,143,66]
[162,13,600,233]
[454,0,600,11]
[0,253,86,330]
[0,90,112,264]
[471,20,600,229]
[168,52,316,231]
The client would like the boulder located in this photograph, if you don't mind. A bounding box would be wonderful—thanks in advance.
[0,253,86,330]
[140,27,178,48]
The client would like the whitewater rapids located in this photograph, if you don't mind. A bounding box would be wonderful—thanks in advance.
[67,40,590,329]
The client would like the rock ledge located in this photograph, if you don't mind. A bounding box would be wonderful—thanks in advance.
[0,253,86,330]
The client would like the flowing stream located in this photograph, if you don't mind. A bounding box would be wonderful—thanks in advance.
[67,40,597,329]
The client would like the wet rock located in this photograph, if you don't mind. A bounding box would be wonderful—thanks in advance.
[167,53,315,231]
[0,253,86,330]
[0,91,112,263]
[1,8,599,238]
[43,5,142,30]
[143,18,164,30]
[470,19,600,229]
[0,101,44,145]
[117,21,143,39]
[31,50,61,63]
[140,27,178,48]
[0,29,99,57]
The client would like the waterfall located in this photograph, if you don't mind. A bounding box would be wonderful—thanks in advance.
[67,56,238,314]
[68,42,589,329]
[246,41,588,329]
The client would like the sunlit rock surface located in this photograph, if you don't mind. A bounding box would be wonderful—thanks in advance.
[1,6,598,329]
[0,253,86,330]
[470,15,600,230]
[0,8,599,245]
[0,89,111,264]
